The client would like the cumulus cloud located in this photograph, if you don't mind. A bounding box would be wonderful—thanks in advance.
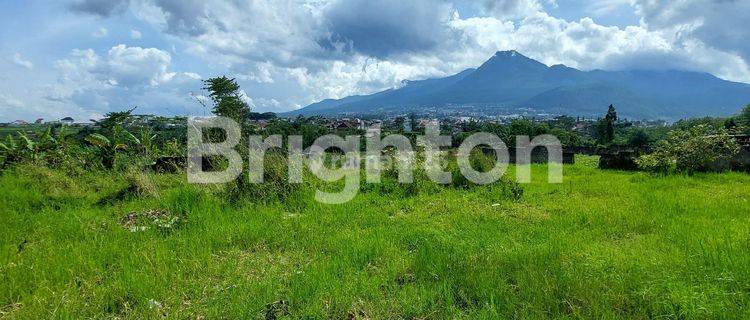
[130,29,142,39]
[12,53,34,69]
[92,27,108,38]
[56,44,174,87]
[634,0,750,62]
[479,0,544,19]
[135,0,334,72]
[51,44,202,116]
[105,45,172,86]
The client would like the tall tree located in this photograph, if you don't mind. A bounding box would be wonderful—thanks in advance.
[203,76,250,124]
[203,76,252,193]
[408,113,418,133]
[98,107,136,132]
[598,104,617,144]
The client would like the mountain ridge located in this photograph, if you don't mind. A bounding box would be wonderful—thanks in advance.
[284,51,750,119]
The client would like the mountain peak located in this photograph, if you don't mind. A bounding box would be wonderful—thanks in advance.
[486,50,540,64]
[495,50,522,57]
[477,50,546,73]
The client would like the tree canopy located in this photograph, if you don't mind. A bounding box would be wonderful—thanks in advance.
[203,76,250,124]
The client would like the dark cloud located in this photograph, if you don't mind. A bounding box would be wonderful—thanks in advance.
[69,0,130,17]
[69,0,211,35]
[320,0,456,59]
[153,0,210,36]
[634,0,750,62]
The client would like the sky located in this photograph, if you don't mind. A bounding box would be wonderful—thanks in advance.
[1,0,749,122]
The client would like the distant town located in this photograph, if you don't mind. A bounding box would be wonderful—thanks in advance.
[1,111,669,136]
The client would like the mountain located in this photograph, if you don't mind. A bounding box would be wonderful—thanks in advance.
[284,50,750,119]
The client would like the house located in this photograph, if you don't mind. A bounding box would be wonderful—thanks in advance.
[327,118,361,131]
[60,117,74,125]
[251,120,269,130]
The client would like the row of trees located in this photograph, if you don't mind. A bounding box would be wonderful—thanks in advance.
[1,76,748,176]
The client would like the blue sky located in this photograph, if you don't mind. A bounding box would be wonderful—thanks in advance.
[1,0,749,122]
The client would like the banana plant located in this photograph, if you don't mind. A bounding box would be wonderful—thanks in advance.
[0,134,21,168]
[85,121,159,169]
[0,131,40,168]
[85,131,129,169]
[124,128,159,159]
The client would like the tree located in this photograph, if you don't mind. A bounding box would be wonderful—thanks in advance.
[724,118,738,132]
[627,128,652,149]
[408,113,418,133]
[203,76,250,124]
[98,107,136,132]
[393,117,405,132]
[739,104,750,133]
[606,104,618,122]
[509,119,534,137]
[598,104,617,144]
[637,124,740,173]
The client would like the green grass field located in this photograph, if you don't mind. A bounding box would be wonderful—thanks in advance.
[1,157,749,318]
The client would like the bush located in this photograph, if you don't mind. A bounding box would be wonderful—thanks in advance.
[637,124,740,173]
[635,151,673,174]
[226,152,300,203]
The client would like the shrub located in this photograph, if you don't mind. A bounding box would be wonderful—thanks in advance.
[637,124,740,173]
[226,152,300,203]
[635,150,673,174]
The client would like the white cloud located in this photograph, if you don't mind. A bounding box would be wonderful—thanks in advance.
[587,0,631,17]
[130,29,142,39]
[57,44,174,87]
[49,45,203,116]
[92,27,108,38]
[633,0,750,62]
[478,0,545,19]
[12,53,34,69]
[246,95,286,112]
[106,44,172,86]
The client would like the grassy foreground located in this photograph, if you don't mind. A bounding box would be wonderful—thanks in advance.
[1,157,749,318]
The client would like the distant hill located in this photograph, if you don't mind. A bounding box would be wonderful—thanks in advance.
[284,50,750,119]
